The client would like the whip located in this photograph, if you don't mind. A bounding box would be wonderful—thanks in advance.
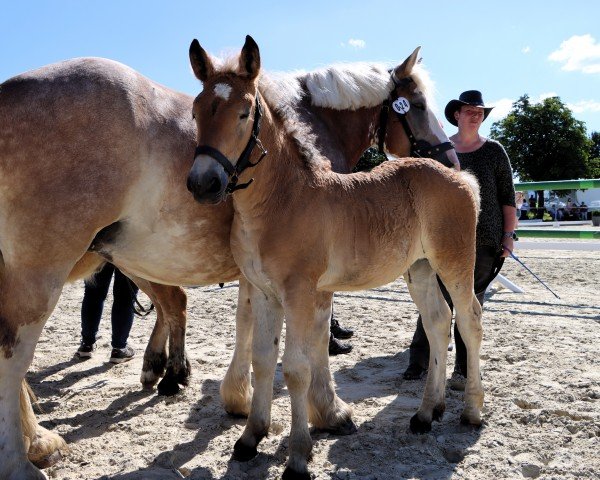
[504,247,560,299]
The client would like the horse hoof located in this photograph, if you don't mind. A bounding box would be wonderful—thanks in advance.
[226,409,249,419]
[30,450,63,469]
[322,418,357,436]
[157,377,181,396]
[459,414,482,429]
[410,413,432,434]
[232,439,258,462]
[282,466,311,480]
[432,404,446,422]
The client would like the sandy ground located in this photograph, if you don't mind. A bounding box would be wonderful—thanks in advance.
[29,242,599,480]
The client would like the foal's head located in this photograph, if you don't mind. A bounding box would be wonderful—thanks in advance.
[187,36,263,204]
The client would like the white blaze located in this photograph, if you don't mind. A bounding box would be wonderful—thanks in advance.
[214,83,232,100]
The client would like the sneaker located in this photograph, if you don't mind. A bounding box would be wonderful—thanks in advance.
[449,370,467,391]
[109,345,135,364]
[402,363,428,380]
[328,333,353,356]
[330,317,354,340]
[76,342,95,359]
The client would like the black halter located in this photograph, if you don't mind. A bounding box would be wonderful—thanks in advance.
[194,95,267,194]
[377,77,454,163]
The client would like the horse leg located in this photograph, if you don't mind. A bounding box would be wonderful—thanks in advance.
[21,381,67,469]
[306,293,355,435]
[232,288,284,462]
[433,256,484,427]
[134,279,169,389]
[451,292,483,426]
[221,277,255,417]
[404,259,452,434]
[0,266,66,479]
[281,285,340,479]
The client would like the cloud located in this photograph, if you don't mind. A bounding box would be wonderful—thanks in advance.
[548,34,600,74]
[488,98,514,120]
[522,46,531,54]
[567,100,600,113]
[347,38,366,49]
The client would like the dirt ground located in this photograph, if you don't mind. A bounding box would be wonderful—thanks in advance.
[30,242,599,479]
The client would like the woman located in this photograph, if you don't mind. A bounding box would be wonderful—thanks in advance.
[403,90,517,390]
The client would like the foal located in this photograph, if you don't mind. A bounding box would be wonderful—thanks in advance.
[187,36,482,478]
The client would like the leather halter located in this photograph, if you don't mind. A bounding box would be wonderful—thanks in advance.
[194,95,267,194]
[377,76,454,163]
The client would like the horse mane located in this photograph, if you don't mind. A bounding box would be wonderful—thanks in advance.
[204,53,436,167]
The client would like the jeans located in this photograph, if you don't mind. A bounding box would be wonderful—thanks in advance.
[81,263,138,349]
[407,246,504,376]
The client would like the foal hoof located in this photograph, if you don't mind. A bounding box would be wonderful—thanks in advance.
[282,466,311,480]
[459,414,483,429]
[232,439,258,462]
[157,376,181,396]
[409,413,432,434]
[432,404,446,422]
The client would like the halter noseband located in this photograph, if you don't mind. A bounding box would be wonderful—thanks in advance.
[377,76,454,163]
[194,95,267,194]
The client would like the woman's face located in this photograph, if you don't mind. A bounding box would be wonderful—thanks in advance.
[455,105,485,131]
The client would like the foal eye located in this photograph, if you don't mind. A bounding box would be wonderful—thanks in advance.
[239,112,250,120]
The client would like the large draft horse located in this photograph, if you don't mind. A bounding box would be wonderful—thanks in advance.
[187,36,482,478]
[0,57,260,479]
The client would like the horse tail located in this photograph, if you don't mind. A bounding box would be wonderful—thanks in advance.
[458,170,481,214]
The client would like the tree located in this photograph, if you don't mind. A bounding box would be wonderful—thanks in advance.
[353,147,387,172]
[588,132,600,178]
[489,95,592,207]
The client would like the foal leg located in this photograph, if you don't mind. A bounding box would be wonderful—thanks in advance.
[405,260,452,434]
[233,288,284,461]
[307,293,355,434]
[0,266,67,479]
[281,285,350,479]
[450,292,483,426]
[221,277,255,417]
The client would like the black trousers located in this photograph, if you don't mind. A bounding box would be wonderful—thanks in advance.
[407,246,504,376]
[81,263,138,349]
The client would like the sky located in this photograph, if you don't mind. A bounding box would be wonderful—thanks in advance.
[1,0,599,138]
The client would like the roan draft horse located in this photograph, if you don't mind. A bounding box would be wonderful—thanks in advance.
[187,36,482,479]
[0,57,261,480]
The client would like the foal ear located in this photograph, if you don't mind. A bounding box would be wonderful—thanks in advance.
[239,35,261,80]
[393,46,422,80]
[189,39,214,82]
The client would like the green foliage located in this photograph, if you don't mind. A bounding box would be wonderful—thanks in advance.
[489,95,592,183]
[587,132,600,178]
[593,210,600,217]
[353,147,387,172]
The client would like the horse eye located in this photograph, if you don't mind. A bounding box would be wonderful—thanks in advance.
[239,112,250,120]
[413,102,426,111]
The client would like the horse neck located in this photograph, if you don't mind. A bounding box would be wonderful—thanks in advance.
[308,104,380,172]
[231,103,314,217]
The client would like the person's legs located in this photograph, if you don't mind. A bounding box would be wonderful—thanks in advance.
[80,263,114,350]
[110,268,138,350]
[404,277,453,379]
[329,300,354,340]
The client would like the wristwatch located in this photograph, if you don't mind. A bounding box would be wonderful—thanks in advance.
[502,231,518,240]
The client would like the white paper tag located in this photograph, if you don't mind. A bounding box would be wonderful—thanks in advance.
[392,97,410,114]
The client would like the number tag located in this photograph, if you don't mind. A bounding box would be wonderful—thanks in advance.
[392,97,410,114]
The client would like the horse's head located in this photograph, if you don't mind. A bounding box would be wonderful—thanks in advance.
[187,35,264,204]
[380,48,459,168]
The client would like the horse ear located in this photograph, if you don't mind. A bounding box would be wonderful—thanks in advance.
[393,46,422,80]
[189,39,213,82]
[239,35,261,80]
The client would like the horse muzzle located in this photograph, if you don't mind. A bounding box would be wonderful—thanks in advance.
[186,157,229,204]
